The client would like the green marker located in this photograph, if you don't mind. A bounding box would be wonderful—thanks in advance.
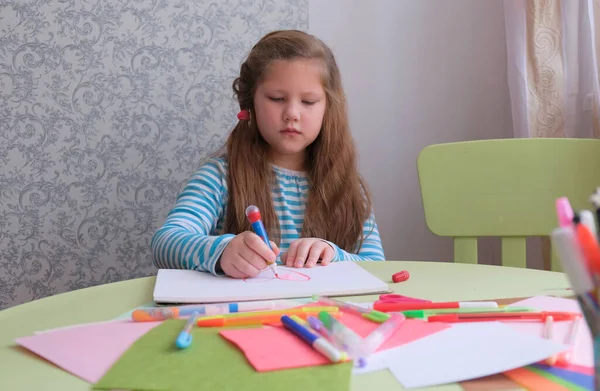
[362,311,391,323]
[312,295,390,323]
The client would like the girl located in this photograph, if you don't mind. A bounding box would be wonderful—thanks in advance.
[151,30,385,279]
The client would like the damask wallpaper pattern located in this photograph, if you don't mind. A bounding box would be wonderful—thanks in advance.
[0,0,308,309]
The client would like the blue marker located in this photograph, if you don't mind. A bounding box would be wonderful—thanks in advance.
[176,311,200,349]
[246,205,278,276]
[281,315,346,362]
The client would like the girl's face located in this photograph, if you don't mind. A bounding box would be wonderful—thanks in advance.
[253,59,326,171]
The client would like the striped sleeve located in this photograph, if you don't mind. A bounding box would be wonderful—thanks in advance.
[150,158,235,275]
[324,212,386,261]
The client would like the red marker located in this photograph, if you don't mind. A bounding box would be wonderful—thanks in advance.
[373,300,498,312]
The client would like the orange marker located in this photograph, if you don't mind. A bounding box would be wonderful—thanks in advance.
[132,308,181,322]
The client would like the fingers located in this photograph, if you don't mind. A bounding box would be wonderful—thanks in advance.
[320,244,335,266]
[244,233,277,264]
[240,249,269,275]
[270,241,280,256]
[293,240,313,267]
[285,240,299,267]
[305,242,328,268]
[222,261,247,279]
[237,254,264,277]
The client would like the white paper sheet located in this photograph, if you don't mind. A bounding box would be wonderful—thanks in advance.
[153,262,390,303]
[354,322,566,389]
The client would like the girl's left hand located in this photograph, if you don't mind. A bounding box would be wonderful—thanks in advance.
[281,238,335,268]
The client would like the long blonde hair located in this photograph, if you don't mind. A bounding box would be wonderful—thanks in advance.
[224,30,372,252]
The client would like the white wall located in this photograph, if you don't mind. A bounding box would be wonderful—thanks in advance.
[309,0,513,263]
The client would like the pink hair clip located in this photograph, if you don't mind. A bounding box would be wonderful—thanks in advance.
[237,109,250,121]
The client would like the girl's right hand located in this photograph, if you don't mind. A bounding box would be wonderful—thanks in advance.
[219,231,279,279]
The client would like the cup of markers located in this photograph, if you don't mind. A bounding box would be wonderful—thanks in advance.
[551,189,600,390]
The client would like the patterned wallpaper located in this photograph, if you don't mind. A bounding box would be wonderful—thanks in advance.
[0,0,308,309]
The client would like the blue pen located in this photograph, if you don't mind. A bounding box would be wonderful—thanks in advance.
[176,311,200,349]
[281,315,346,362]
[246,205,278,276]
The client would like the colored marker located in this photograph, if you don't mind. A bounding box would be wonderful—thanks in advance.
[557,316,583,365]
[589,187,600,239]
[361,314,405,357]
[551,227,597,311]
[307,316,335,341]
[401,306,534,319]
[131,300,277,322]
[555,197,574,227]
[246,205,278,276]
[313,295,390,323]
[281,315,347,363]
[176,312,200,349]
[196,311,340,327]
[574,219,600,274]
[198,306,338,321]
[318,311,365,359]
[426,311,579,323]
[543,315,558,365]
[373,300,498,312]
[579,210,598,242]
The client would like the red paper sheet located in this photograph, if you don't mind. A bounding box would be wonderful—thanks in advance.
[220,311,449,372]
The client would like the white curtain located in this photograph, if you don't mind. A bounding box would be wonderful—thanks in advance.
[503,0,600,139]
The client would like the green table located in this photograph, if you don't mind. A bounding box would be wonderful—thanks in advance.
[0,261,572,390]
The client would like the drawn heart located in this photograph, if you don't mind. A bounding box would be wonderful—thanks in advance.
[243,268,311,283]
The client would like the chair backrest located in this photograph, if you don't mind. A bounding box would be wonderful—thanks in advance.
[417,138,600,270]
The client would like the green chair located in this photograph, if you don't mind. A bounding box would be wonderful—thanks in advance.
[417,138,600,270]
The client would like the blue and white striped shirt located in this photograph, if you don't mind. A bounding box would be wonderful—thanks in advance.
[151,157,385,275]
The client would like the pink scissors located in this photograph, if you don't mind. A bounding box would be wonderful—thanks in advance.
[377,294,431,303]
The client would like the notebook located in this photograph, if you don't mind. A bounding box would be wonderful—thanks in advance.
[153,262,390,304]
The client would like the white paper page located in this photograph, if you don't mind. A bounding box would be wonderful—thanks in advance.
[358,322,566,389]
[153,262,389,304]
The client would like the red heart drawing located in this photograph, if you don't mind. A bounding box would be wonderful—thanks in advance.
[243,268,311,283]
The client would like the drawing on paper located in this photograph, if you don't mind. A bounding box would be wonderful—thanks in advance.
[243,268,310,283]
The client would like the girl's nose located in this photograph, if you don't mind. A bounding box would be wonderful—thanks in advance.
[283,103,300,122]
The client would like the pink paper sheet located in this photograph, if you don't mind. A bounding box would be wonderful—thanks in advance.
[220,312,449,372]
[506,296,593,369]
[15,320,161,383]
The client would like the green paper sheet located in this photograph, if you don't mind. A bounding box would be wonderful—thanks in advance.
[94,320,352,391]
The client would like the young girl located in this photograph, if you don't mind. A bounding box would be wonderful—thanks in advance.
[151,30,385,279]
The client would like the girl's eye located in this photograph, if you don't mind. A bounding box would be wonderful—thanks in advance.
[303,101,316,105]
[268,97,284,102]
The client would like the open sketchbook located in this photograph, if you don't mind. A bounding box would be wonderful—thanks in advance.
[153,262,390,304]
